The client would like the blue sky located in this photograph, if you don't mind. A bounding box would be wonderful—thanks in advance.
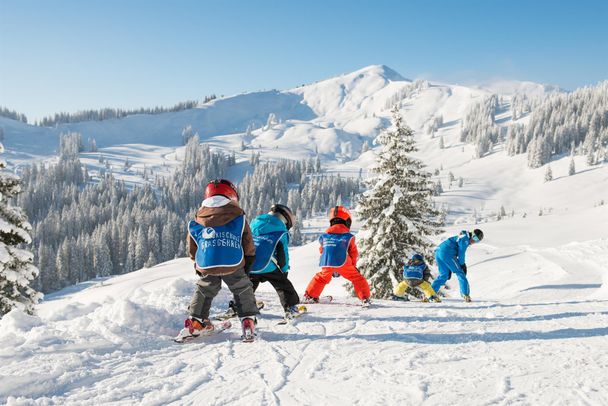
[1,0,607,120]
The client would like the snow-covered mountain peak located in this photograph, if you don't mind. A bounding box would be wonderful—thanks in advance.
[343,64,409,82]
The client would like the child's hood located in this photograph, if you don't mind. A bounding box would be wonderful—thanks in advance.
[250,213,287,235]
[195,196,245,227]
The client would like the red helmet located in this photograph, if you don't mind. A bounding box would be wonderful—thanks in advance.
[204,179,239,201]
[329,205,352,228]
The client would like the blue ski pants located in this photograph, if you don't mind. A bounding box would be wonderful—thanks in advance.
[431,251,470,296]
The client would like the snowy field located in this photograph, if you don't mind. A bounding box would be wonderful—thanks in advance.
[1,204,607,405]
[1,65,607,404]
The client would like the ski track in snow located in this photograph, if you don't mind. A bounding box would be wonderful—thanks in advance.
[2,237,608,405]
[1,65,607,405]
[2,279,608,405]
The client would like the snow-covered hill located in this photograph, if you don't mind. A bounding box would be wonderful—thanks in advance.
[0,64,555,164]
[4,64,593,218]
[1,208,607,405]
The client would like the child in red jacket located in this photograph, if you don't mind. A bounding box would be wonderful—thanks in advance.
[303,206,371,305]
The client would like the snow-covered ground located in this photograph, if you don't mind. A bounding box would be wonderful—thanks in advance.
[1,204,608,405]
[1,64,607,404]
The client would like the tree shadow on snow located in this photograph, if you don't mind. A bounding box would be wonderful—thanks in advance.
[350,310,608,325]
[521,284,602,291]
[402,299,608,311]
[262,326,608,345]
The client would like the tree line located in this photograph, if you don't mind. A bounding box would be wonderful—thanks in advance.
[18,134,360,294]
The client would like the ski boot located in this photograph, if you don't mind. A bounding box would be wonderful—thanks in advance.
[223,301,238,319]
[285,305,301,319]
[428,295,442,303]
[302,293,319,304]
[241,317,256,343]
[462,294,472,302]
[361,298,372,308]
[174,317,214,342]
[390,294,409,302]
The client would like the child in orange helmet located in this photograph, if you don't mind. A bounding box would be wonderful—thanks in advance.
[303,206,371,306]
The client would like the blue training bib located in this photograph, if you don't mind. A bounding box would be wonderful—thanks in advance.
[403,263,426,280]
[189,216,245,269]
[251,231,287,274]
[319,233,353,268]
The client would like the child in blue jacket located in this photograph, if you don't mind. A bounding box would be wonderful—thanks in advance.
[431,229,484,302]
[392,253,441,302]
[248,204,301,318]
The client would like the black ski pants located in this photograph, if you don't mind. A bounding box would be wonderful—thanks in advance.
[249,269,300,310]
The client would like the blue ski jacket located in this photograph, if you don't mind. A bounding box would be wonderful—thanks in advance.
[436,230,471,266]
[250,214,290,274]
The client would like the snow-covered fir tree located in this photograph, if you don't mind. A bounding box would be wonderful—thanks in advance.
[568,157,576,176]
[356,107,442,298]
[17,133,359,294]
[433,179,443,196]
[0,143,41,316]
[504,81,608,167]
[544,165,553,182]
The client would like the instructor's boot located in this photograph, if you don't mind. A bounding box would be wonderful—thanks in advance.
[462,295,472,302]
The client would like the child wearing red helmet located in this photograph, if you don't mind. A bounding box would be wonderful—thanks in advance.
[175,179,259,342]
[303,206,371,306]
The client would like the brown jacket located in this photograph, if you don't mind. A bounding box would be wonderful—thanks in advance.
[187,199,256,276]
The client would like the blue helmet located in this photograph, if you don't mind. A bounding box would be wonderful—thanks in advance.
[403,252,426,278]
[403,252,426,273]
[411,253,424,264]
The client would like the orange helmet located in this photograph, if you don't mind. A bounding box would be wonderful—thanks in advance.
[329,206,352,228]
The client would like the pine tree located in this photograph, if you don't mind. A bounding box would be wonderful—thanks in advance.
[356,107,442,298]
[0,143,41,316]
[433,180,443,196]
[568,157,576,176]
[544,165,553,182]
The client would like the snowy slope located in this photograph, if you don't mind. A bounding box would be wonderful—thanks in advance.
[2,65,608,404]
[0,64,553,165]
[1,205,608,405]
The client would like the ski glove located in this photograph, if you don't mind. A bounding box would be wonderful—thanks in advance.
[461,264,468,275]
[244,255,255,275]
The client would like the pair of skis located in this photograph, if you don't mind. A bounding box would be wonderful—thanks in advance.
[305,295,372,308]
[173,318,257,344]
[174,301,264,344]
[173,320,234,343]
[276,305,307,325]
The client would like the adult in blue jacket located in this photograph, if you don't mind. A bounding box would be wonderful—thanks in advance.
[431,229,484,302]
[248,204,300,318]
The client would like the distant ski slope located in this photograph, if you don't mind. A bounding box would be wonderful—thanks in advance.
[0,64,556,163]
